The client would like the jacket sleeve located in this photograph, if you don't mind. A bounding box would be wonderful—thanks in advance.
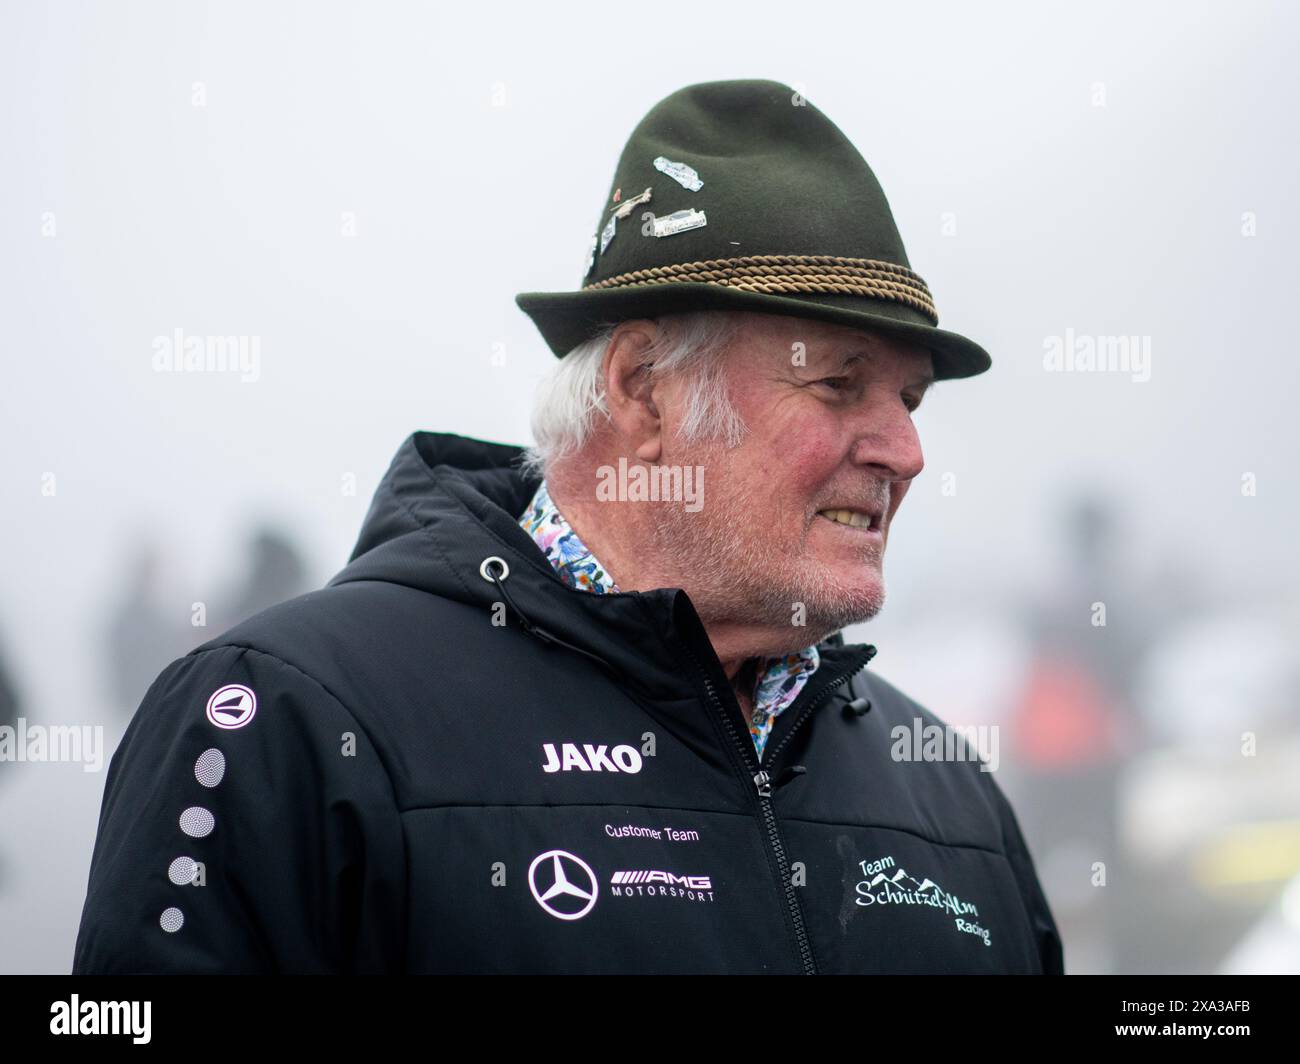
[989,776,1066,975]
[72,644,407,974]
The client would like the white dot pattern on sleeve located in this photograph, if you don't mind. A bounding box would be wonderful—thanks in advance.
[179,806,214,838]
[194,748,226,788]
[160,907,184,933]
[168,856,198,885]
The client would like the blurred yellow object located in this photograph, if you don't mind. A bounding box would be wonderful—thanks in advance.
[1192,821,1300,897]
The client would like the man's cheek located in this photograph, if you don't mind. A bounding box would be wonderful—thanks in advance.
[772,433,838,479]
[776,456,829,513]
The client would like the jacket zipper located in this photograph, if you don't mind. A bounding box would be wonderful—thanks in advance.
[685,642,876,975]
[765,644,877,768]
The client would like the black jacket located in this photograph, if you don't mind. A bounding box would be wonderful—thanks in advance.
[73,431,1064,974]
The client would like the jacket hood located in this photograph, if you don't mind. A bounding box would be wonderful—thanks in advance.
[328,431,872,704]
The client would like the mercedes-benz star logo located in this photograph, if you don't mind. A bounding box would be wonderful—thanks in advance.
[528,849,598,921]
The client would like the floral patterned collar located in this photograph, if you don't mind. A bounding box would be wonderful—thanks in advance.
[518,479,819,760]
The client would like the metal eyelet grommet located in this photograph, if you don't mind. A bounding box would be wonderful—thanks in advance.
[479,556,509,583]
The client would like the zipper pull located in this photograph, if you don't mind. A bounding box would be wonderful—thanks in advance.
[754,765,806,799]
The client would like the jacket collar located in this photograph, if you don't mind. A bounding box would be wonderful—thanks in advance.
[331,431,875,712]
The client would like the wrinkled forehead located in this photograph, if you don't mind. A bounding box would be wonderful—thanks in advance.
[724,312,935,379]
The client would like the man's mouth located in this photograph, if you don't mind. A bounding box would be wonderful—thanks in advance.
[815,508,883,533]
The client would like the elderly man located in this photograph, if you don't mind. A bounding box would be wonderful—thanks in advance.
[74,80,1063,974]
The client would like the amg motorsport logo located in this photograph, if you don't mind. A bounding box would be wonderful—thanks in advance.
[610,869,715,902]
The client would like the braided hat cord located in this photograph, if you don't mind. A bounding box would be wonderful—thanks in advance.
[582,254,938,324]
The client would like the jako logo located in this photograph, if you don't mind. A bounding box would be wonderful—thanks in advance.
[542,743,642,774]
[50,995,151,1044]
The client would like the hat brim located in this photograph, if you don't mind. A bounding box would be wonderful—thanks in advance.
[515,283,991,380]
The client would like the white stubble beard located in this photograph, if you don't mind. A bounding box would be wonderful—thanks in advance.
[646,465,888,651]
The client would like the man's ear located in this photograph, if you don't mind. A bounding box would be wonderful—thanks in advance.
[602,320,663,462]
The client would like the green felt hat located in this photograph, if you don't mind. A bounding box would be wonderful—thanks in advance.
[515,79,991,380]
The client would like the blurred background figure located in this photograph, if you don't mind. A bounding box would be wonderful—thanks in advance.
[102,525,315,721]
[102,540,193,719]
[0,621,23,893]
[218,525,313,632]
[1006,492,1141,974]
[0,630,19,741]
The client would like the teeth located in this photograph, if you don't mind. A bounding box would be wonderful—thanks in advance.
[819,509,873,529]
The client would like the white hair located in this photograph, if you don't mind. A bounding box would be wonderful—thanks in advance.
[517,310,749,480]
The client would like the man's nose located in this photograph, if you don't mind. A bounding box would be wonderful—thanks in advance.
[847,397,925,483]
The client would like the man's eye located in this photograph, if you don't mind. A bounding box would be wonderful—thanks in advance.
[817,377,850,392]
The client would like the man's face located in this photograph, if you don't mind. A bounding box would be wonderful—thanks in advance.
[650,312,933,645]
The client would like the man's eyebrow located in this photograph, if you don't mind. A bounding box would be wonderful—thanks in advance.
[829,350,936,390]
